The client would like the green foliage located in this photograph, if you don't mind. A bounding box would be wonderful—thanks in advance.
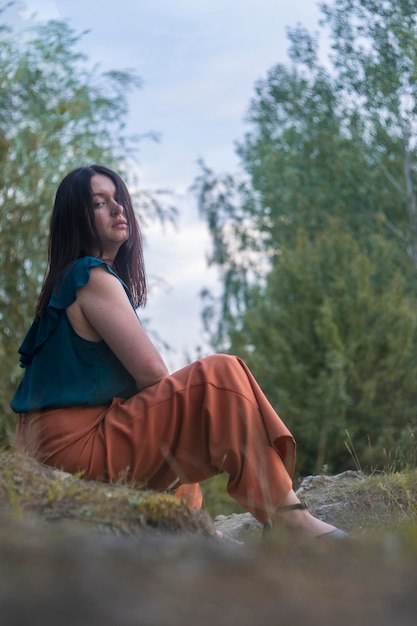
[0,15,170,444]
[195,41,409,345]
[201,474,246,518]
[320,0,417,263]
[194,0,417,474]
[228,222,417,474]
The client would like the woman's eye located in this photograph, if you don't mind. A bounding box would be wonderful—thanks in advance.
[94,201,105,208]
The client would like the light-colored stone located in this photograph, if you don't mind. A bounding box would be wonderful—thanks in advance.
[214,471,363,541]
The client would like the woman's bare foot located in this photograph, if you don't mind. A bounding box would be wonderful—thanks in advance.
[270,490,345,540]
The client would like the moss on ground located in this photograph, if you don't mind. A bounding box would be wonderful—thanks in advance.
[0,449,215,537]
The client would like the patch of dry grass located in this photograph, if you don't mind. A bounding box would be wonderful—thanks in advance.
[0,449,215,537]
[346,470,417,532]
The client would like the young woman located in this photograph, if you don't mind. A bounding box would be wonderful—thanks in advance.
[11,164,346,539]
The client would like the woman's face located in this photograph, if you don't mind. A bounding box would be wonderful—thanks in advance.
[90,173,129,261]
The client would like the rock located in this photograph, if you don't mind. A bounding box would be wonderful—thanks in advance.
[295,470,363,531]
[296,470,363,497]
[214,512,263,542]
[0,450,216,538]
[214,471,364,542]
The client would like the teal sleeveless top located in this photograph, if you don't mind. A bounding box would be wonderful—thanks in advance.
[10,257,138,412]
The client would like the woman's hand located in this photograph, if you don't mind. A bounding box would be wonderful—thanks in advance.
[74,266,169,390]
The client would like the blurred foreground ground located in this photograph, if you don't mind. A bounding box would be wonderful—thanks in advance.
[2,450,417,625]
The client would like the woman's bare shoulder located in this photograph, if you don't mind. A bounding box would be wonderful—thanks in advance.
[79,264,126,298]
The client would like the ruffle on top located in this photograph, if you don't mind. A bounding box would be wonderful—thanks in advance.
[18,257,132,368]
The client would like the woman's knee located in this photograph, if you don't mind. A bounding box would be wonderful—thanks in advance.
[197,353,248,387]
[200,353,240,370]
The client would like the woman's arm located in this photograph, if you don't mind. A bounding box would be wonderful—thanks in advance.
[75,266,169,390]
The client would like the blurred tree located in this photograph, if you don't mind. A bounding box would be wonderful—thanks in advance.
[194,0,417,472]
[228,222,417,474]
[321,0,417,266]
[0,14,171,444]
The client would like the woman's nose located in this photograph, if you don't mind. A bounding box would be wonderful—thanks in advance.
[111,201,123,214]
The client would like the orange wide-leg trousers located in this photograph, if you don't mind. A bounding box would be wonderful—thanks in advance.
[16,354,296,523]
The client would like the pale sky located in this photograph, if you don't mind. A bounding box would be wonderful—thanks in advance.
[14,0,323,370]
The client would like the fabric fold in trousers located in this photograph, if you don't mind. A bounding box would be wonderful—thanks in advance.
[16,354,296,523]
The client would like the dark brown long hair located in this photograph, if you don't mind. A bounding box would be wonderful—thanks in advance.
[35,164,147,317]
